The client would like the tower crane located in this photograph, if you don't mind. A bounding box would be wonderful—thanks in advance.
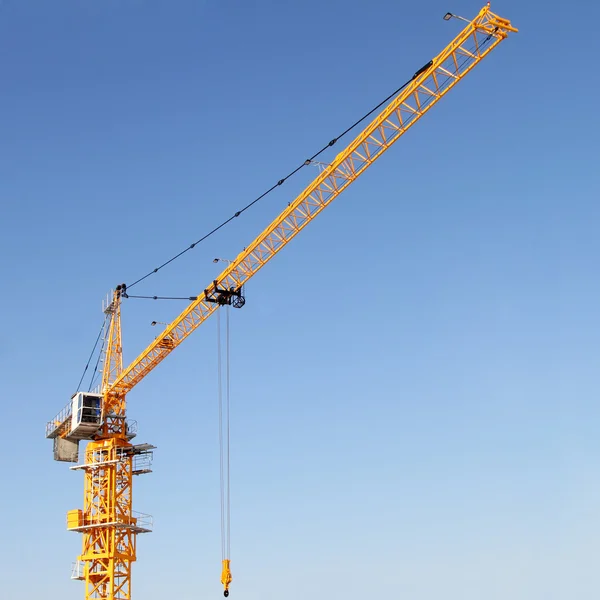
[45,5,517,600]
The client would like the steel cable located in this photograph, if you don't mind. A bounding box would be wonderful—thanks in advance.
[74,316,108,394]
[226,305,231,559]
[124,72,425,292]
[123,36,493,299]
[217,309,225,560]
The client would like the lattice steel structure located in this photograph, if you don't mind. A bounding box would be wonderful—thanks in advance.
[47,5,516,599]
[109,4,517,397]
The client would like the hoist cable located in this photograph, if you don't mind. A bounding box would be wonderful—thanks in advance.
[226,305,231,559]
[217,309,225,560]
[217,306,232,592]
[74,316,108,394]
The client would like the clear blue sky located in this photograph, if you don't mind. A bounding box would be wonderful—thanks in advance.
[0,1,598,599]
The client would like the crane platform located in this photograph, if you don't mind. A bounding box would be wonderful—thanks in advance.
[66,509,153,534]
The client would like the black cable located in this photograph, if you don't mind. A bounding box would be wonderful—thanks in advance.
[124,294,198,301]
[74,317,107,394]
[125,72,423,291]
[125,34,494,294]
[88,331,108,392]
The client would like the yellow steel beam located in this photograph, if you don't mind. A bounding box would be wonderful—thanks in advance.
[109,4,517,397]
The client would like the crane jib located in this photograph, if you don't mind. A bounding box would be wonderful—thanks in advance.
[106,5,518,399]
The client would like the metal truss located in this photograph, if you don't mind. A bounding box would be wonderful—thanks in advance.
[109,5,517,398]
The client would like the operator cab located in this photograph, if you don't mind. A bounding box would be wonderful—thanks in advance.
[70,392,102,439]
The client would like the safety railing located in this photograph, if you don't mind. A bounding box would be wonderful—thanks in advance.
[45,400,72,438]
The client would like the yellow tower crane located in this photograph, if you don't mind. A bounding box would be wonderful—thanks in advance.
[46,5,517,599]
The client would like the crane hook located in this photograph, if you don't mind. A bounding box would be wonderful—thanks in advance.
[221,559,232,597]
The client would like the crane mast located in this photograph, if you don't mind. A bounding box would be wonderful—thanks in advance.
[46,5,517,600]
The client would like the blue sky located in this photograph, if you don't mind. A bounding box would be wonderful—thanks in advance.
[1,1,598,598]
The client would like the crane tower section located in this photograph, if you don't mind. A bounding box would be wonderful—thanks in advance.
[47,286,155,600]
